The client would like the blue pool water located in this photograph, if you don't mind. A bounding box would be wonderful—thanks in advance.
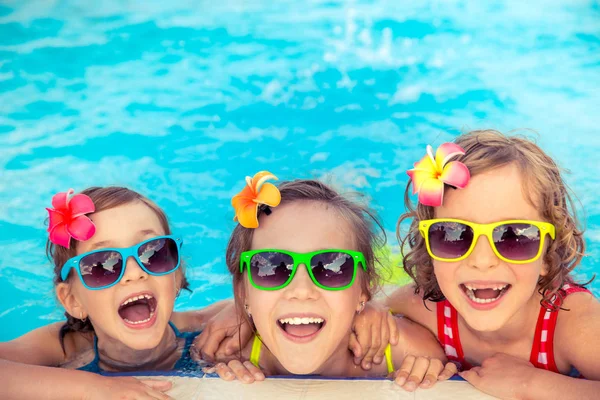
[0,1,599,341]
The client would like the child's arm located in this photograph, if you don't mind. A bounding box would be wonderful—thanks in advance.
[0,323,173,399]
[461,292,600,399]
[349,285,438,368]
[177,299,254,362]
[204,360,266,384]
[390,317,456,391]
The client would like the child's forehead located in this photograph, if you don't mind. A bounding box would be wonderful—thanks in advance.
[436,164,544,222]
[252,201,356,251]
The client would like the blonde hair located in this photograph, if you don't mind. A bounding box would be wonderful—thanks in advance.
[398,130,588,309]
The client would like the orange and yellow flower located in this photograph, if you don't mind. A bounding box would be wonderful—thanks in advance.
[406,143,470,207]
[231,171,281,228]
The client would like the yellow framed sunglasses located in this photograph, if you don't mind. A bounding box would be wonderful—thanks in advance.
[419,219,556,264]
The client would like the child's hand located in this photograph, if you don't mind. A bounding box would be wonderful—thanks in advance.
[393,356,458,392]
[204,361,266,384]
[87,376,173,400]
[192,302,253,362]
[459,353,533,399]
[350,302,399,370]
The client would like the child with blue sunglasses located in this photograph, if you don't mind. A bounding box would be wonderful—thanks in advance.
[0,186,230,400]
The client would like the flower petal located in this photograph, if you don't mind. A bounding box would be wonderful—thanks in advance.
[49,223,72,248]
[236,202,260,228]
[253,182,281,207]
[435,143,466,170]
[67,215,96,242]
[69,194,95,217]
[252,171,278,192]
[232,185,256,215]
[440,161,471,189]
[51,189,73,212]
[47,208,65,232]
[407,166,437,195]
[417,178,445,207]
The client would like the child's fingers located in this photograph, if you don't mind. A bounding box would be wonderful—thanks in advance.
[349,332,363,363]
[438,362,458,381]
[356,324,373,369]
[228,360,255,383]
[361,324,380,370]
[401,356,430,392]
[373,315,390,365]
[393,355,415,386]
[242,361,266,381]
[459,367,482,386]
[419,358,444,388]
[214,362,235,380]
[387,312,399,346]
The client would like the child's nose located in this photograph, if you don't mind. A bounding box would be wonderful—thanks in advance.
[466,235,500,270]
[284,263,319,300]
[120,256,149,283]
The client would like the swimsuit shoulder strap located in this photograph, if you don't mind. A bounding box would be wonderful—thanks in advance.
[250,335,262,367]
[384,343,394,374]
[436,300,469,370]
[530,283,592,374]
[76,335,102,373]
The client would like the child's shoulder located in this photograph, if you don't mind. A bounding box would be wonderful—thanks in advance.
[387,285,438,331]
[0,322,94,366]
[169,312,205,333]
[556,289,600,333]
[391,315,445,361]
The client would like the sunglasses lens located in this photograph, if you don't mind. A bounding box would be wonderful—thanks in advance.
[79,251,123,288]
[249,252,294,288]
[138,238,180,274]
[428,222,474,259]
[493,223,541,261]
[310,252,355,288]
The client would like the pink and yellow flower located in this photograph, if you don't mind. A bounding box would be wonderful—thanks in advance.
[231,171,281,228]
[407,143,470,207]
[46,189,96,248]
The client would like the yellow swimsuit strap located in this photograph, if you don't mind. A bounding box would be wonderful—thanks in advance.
[250,335,262,367]
[250,334,394,374]
[384,343,394,374]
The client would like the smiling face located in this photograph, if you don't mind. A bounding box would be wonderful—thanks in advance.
[244,201,367,374]
[60,201,180,350]
[433,163,549,332]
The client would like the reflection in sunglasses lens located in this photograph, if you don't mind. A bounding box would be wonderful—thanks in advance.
[311,252,354,288]
[493,223,541,261]
[79,251,123,288]
[250,252,294,288]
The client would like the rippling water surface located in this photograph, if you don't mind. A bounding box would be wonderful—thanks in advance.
[1,0,599,340]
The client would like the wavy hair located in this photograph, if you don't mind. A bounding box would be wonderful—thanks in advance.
[398,130,589,309]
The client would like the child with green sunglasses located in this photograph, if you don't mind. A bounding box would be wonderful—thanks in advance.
[0,186,231,399]
[351,130,600,399]
[203,175,456,390]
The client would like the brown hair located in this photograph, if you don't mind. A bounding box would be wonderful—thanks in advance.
[46,186,190,347]
[398,130,589,309]
[225,179,386,330]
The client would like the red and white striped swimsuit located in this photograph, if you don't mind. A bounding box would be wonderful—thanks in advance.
[436,283,591,374]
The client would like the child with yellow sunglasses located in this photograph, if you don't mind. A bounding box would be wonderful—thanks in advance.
[354,130,600,399]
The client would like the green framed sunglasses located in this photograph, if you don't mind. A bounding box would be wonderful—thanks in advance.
[240,249,367,291]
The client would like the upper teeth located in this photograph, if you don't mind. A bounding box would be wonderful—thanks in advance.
[279,317,324,325]
[121,294,153,306]
[464,284,508,291]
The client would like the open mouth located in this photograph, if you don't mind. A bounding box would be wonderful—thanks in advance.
[118,294,157,325]
[460,283,511,304]
[277,317,325,338]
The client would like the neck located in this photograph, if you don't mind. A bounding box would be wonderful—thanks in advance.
[95,325,178,372]
[462,290,542,344]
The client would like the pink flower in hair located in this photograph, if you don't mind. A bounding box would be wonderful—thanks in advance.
[407,143,470,207]
[46,189,96,248]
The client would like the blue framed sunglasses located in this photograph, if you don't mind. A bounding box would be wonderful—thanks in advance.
[60,235,182,290]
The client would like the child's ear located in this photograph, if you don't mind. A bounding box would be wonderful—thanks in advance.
[56,283,87,320]
[356,292,369,313]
